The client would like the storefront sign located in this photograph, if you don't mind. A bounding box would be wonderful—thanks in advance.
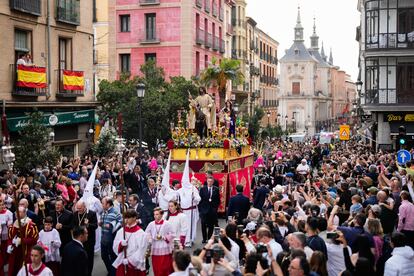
[7,109,95,132]
[384,113,414,123]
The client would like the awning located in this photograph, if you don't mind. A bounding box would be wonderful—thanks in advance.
[7,109,95,132]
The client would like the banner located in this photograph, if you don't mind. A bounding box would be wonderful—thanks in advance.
[170,172,228,213]
[229,166,252,199]
[16,65,46,88]
[63,70,84,91]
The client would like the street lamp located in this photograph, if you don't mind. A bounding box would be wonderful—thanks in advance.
[285,115,288,131]
[356,80,363,97]
[277,113,281,126]
[267,111,271,127]
[2,145,15,170]
[136,83,146,153]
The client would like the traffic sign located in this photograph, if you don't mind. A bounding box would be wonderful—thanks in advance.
[339,125,350,141]
[397,150,412,164]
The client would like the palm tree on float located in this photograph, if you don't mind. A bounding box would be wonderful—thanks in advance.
[197,58,244,108]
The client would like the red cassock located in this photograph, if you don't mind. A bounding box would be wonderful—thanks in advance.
[7,221,39,276]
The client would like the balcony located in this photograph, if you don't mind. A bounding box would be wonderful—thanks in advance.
[10,64,47,97]
[196,28,204,45]
[56,69,84,98]
[213,37,219,51]
[219,39,225,53]
[366,32,414,50]
[219,7,224,21]
[205,33,212,48]
[249,65,260,76]
[249,41,257,51]
[139,29,161,44]
[212,4,217,17]
[204,0,210,13]
[56,0,80,25]
[10,0,41,16]
[196,0,202,8]
[139,0,160,5]
[226,24,233,35]
[364,89,414,106]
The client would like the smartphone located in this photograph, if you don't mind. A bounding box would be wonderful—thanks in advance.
[213,227,220,236]
[173,238,180,250]
[326,232,339,240]
[205,249,212,263]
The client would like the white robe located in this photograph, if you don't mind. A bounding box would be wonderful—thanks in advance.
[17,265,53,276]
[112,225,148,271]
[0,209,13,241]
[177,186,201,244]
[164,212,188,238]
[38,229,61,262]
[158,188,178,211]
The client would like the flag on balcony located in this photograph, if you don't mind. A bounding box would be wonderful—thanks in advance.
[16,65,47,88]
[63,70,84,91]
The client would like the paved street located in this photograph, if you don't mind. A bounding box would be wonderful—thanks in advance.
[92,219,227,275]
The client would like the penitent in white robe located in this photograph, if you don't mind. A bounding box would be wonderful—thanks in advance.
[112,224,148,271]
[177,186,201,244]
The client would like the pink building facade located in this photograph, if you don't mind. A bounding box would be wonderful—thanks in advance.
[109,0,229,81]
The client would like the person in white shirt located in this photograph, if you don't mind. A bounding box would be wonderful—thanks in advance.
[16,53,27,66]
[287,232,314,260]
[326,237,352,276]
[164,200,188,247]
[38,216,61,275]
[112,209,148,276]
[17,245,53,276]
[296,159,310,176]
[245,226,283,265]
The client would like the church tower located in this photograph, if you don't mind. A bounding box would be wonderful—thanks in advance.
[294,6,304,42]
[310,18,319,50]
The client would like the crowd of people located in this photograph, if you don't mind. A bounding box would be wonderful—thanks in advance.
[0,139,414,276]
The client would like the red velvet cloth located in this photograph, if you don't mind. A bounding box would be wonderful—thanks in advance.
[116,264,146,276]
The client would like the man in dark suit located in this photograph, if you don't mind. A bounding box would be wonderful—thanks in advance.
[198,176,220,243]
[202,171,219,187]
[128,193,152,230]
[125,165,145,196]
[141,178,158,219]
[73,200,98,276]
[50,198,74,254]
[227,184,250,225]
[61,225,89,276]
[253,178,270,210]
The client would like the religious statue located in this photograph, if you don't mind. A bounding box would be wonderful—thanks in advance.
[186,87,217,138]
[220,100,236,137]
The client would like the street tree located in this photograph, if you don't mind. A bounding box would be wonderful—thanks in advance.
[13,111,60,173]
[97,61,198,151]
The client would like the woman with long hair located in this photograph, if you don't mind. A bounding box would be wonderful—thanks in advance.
[310,251,328,276]
[164,200,188,247]
[365,218,384,265]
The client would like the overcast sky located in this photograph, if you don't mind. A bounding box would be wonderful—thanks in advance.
[246,0,360,80]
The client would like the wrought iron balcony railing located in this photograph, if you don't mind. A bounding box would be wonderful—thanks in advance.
[56,0,80,25]
[10,0,41,16]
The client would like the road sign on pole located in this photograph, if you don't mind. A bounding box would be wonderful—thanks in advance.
[339,125,350,141]
[397,149,412,164]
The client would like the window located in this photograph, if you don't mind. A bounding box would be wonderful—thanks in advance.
[205,55,208,68]
[196,51,200,76]
[120,15,130,32]
[59,38,72,70]
[15,29,31,61]
[120,54,130,73]
[145,13,156,40]
[292,82,300,95]
[397,63,414,99]
[145,53,156,63]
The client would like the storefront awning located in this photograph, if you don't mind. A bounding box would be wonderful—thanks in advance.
[7,109,95,132]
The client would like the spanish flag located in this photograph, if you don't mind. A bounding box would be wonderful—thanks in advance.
[16,65,47,88]
[63,70,84,91]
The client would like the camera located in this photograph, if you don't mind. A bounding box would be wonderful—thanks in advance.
[326,232,339,240]
[256,242,268,254]
[212,246,225,263]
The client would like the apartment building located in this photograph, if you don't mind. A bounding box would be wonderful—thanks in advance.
[358,0,414,150]
[258,29,279,126]
[0,0,96,157]
[108,0,230,82]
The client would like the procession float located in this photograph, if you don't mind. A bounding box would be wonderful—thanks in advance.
[166,88,254,213]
